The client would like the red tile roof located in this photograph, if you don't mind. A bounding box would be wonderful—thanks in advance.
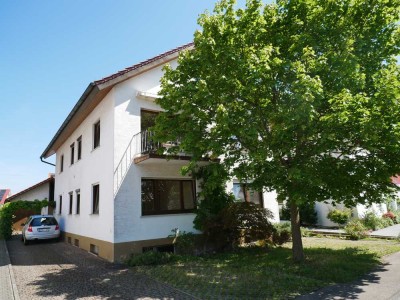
[41,43,194,159]
[7,175,54,202]
[392,176,400,185]
[94,42,194,85]
[0,189,11,205]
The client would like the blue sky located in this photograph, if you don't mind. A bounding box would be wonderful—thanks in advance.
[0,0,249,194]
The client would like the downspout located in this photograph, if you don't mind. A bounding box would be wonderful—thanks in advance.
[40,156,56,167]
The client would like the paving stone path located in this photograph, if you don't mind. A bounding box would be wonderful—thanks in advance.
[7,236,196,300]
[0,239,17,300]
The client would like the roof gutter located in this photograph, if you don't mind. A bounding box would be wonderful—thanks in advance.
[40,156,56,167]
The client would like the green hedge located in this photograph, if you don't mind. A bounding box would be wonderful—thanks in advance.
[0,200,49,239]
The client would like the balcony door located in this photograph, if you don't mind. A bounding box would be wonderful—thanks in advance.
[141,110,159,132]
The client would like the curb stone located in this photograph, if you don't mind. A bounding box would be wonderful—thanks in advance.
[2,239,20,300]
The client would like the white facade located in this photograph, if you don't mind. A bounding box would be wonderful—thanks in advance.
[54,90,115,242]
[8,177,54,215]
[315,201,388,227]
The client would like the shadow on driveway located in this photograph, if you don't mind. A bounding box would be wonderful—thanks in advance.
[7,235,195,300]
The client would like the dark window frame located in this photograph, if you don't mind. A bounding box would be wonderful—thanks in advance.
[70,143,75,165]
[141,179,196,216]
[77,136,82,160]
[59,195,62,214]
[68,192,73,214]
[92,184,99,214]
[93,121,101,149]
[76,190,80,215]
[60,155,64,173]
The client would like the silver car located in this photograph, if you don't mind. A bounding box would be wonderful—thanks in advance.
[22,215,60,245]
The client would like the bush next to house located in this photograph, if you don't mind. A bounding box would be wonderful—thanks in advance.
[281,201,318,226]
[361,212,393,231]
[0,200,49,239]
[327,208,352,226]
[220,202,275,248]
[344,220,369,240]
[126,251,178,266]
[383,211,398,224]
[272,222,292,245]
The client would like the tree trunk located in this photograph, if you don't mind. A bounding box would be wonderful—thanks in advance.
[290,200,305,262]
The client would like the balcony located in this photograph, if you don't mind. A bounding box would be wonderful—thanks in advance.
[132,130,191,164]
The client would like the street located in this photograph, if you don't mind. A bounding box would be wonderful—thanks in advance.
[6,235,194,300]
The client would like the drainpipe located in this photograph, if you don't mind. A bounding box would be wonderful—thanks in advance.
[40,156,56,167]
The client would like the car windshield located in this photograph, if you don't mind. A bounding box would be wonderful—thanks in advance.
[31,217,58,227]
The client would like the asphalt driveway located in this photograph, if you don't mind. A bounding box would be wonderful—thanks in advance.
[6,235,195,300]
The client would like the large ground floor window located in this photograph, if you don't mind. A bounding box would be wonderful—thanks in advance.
[141,179,196,215]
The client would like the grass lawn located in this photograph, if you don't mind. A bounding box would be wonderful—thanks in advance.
[132,237,400,299]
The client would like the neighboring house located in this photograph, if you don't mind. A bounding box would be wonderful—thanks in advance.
[0,189,11,206]
[314,201,387,227]
[7,174,55,215]
[40,43,281,262]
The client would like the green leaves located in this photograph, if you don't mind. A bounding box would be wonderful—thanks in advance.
[154,0,400,208]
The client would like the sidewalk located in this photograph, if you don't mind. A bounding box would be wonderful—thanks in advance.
[0,239,19,300]
[371,224,400,238]
[296,251,400,300]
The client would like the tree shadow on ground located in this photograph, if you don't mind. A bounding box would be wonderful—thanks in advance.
[133,246,388,299]
[7,235,194,299]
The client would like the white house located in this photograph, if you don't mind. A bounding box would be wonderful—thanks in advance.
[40,43,281,262]
[6,174,55,215]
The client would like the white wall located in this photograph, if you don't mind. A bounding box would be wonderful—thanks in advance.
[112,60,202,243]
[10,183,50,215]
[315,201,388,227]
[114,160,200,243]
[54,91,115,242]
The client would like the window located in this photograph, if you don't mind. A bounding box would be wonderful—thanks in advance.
[141,110,159,132]
[70,143,75,165]
[69,192,73,214]
[77,136,82,160]
[232,183,264,207]
[92,184,99,214]
[76,190,80,214]
[141,179,195,215]
[60,155,64,173]
[93,121,100,149]
[59,195,62,214]
[30,216,58,227]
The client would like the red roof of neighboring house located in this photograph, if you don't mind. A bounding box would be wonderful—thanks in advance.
[0,189,11,205]
[6,175,54,202]
[392,176,400,185]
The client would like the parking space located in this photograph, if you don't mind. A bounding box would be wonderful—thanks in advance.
[7,235,195,300]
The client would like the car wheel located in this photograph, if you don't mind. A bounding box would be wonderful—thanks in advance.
[23,236,29,246]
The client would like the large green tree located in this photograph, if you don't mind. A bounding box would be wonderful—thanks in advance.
[154,0,400,262]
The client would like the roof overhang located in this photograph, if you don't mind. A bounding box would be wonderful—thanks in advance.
[41,43,194,159]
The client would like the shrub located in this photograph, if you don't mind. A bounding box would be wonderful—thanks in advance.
[327,208,352,226]
[192,165,234,231]
[0,200,49,239]
[361,212,387,231]
[382,211,397,224]
[171,230,200,255]
[301,227,313,237]
[281,202,317,226]
[219,202,275,249]
[344,220,369,240]
[272,223,291,245]
[126,251,178,266]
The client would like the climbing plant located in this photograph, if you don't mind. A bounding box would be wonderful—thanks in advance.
[0,200,49,239]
